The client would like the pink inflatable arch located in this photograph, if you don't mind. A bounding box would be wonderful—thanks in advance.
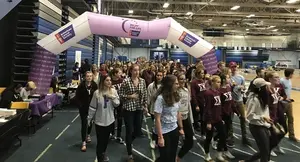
[31,12,216,94]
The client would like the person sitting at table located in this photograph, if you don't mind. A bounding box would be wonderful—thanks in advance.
[75,71,98,152]
[20,81,36,100]
[0,84,23,108]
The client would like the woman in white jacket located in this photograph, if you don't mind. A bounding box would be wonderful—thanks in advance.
[88,74,120,162]
[239,78,273,162]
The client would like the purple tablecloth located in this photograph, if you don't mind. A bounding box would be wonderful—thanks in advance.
[29,94,60,117]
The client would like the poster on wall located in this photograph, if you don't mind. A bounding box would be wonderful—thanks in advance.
[75,51,82,67]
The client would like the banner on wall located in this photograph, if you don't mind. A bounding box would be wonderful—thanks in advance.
[200,49,218,75]
[75,51,82,67]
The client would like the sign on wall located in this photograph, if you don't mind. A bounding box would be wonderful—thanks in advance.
[75,50,82,66]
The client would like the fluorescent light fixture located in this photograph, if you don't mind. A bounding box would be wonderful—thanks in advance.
[208,19,212,21]
[163,2,169,8]
[286,0,299,3]
[296,9,300,12]
[231,6,240,10]
[269,25,276,28]
[246,29,249,31]
[272,29,278,31]
[186,12,193,15]
[246,14,255,18]
[222,24,227,26]
[128,10,134,14]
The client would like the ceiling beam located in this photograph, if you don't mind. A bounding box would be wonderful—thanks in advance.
[102,0,300,9]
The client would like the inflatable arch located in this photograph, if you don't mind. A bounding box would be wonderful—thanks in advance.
[30,12,216,94]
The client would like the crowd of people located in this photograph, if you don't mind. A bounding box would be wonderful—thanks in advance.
[73,57,298,162]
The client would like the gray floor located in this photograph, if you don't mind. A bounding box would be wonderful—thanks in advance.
[1,108,300,162]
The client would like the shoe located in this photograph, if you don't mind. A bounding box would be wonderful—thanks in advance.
[147,113,151,117]
[150,140,156,149]
[200,135,206,141]
[223,151,235,159]
[211,140,217,150]
[110,134,116,140]
[101,153,109,162]
[226,140,235,148]
[116,137,124,144]
[127,155,134,162]
[193,136,197,141]
[86,135,91,143]
[204,153,213,162]
[81,143,86,152]
[242,138,252,146]
[289,136,300,143]
[216,152,226,161]
[270,150,277,157]
[274,146,285,154]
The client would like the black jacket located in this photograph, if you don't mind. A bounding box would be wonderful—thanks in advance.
[0,89,23,108]
[75,81,98,110]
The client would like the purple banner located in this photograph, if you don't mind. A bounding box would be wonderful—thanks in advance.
[55,25,75,44]
[28,45,56,94]
[200,49,218,75]
[178,31,199,47]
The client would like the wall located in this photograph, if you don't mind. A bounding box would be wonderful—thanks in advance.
[114,47,149,61]
[0,0,22,20]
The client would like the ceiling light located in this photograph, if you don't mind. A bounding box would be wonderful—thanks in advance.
[128,10,133,14]
[286,0,299,4]
[163,2,169,8]
[208,19,212,21]
[269,25,276,28]
[296,9,300,12]
[231,6,240,10]
[272,29,278,32]
[222,24,227,26]
[246,29,249,31]
[186,12,193,15]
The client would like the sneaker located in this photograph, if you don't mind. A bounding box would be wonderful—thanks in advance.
[211,140,217,150]
[116,137,124,144]
[127,155,134,162]
[110,134,116,140]
[205,153,213,162]
[147,113,151,117]
[81,142,86,152]
[274,146,285,154]
[86,135,91,143]
[270,150,277,157]
[223,151,235,159]
[150,140,156,149]
[101,153,109,162]
[216,152,226,161]
[200,135,206,141]
[193,136,197,141]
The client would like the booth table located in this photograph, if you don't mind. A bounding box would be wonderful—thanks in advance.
[30,93,60,117]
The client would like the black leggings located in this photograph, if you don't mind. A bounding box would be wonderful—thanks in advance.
[214,114,233,141]
[178,118,194,158]
[192,104,205,135]
[246,124,270,162]
[111,106,123,138]
[123,110,143,155]
[204,121,227,153]
[79,108,92,142]
[95,123,114,160]
[156,128,179,162]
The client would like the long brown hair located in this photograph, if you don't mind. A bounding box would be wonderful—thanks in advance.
[128,64,139,78]
[98,74,112,94]
[154,75,180,107]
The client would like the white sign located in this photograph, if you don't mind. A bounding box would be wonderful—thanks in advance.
[75,51,82,67]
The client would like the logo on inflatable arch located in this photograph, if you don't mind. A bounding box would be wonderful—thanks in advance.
[178,31,199,47]
[122,19,141,37]
[55,25,75,44]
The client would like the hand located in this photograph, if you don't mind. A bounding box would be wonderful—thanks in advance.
[158,137,165,147]
[195,106,200,112]
[262,117,273,124]
[207,123,212,130]
[129,93,139,99]
[179,129,184,135]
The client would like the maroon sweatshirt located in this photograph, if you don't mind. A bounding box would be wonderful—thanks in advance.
[219,85,233,116]
[268,84,286,122]
[112,78,124,91]
[204,89,222,124]
[190,79,207,108]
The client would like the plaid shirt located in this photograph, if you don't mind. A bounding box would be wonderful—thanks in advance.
[119,77,148,111]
